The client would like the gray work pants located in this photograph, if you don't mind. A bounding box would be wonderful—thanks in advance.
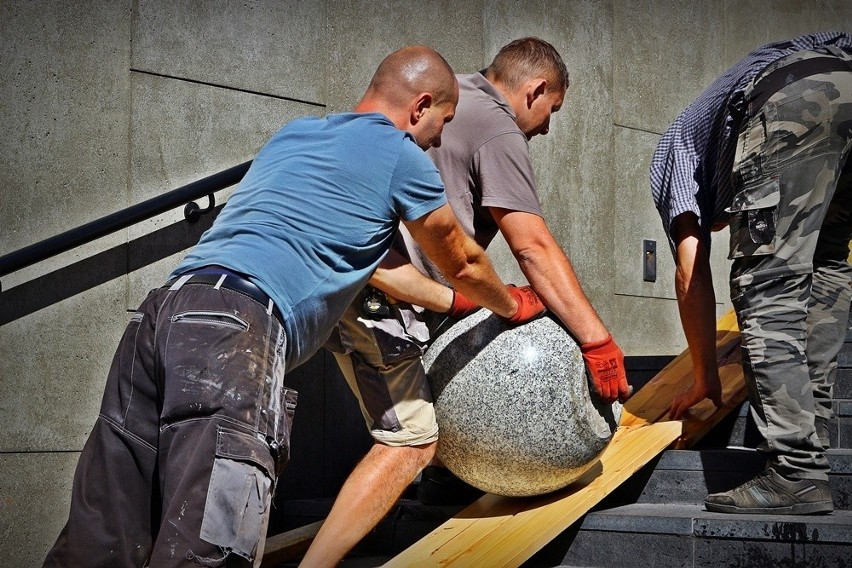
[43,282,296,567]
[728,48,852,480]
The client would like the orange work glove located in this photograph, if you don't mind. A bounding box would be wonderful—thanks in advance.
[446,289,479,318]
[581,334,630,404]
[504,285,546,324]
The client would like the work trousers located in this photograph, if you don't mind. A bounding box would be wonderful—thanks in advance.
[728,48,852,480]
[43,282,296,567]
[327,289,439,447]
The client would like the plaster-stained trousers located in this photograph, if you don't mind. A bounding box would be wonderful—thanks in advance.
[43,281,296,567]
[727,47,852,481]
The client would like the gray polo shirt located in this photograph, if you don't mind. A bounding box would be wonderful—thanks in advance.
[400,72,544,283]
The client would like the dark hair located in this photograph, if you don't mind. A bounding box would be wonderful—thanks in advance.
[486,37,569,92]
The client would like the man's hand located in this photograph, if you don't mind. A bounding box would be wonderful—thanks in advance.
[667,379,724,420]
[446,289,479,318]
[581,335,630,404]
[503,285,546,324]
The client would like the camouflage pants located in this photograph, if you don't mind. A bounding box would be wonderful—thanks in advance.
[728,48,852,480]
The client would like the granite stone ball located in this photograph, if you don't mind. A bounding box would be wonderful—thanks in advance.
[424,309,621,497]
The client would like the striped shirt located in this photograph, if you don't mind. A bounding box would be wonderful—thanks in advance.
[649,31,852,253]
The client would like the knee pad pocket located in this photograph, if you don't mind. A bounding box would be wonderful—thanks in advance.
[200,427,275,562]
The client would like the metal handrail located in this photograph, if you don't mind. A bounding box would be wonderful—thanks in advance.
[0,161,251,278]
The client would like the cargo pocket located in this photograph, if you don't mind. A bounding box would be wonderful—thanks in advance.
[200,427,275,563]
[371,305,429,365]
[726,177,781,259]
[269,387,297,474]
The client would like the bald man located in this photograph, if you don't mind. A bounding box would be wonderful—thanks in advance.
[43,46,545,568]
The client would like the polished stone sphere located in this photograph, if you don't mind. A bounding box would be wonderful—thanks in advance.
[424,309,621,497]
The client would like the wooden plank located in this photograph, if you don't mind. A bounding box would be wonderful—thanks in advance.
[619,309,747,449]
[384,421,682,567]
[384,492,529,566]
[261,520,323,567]
[384,310,747,567]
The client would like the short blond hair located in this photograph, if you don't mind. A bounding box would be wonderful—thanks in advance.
[486,37,569,92]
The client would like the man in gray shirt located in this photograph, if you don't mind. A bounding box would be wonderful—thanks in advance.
[327,37,629,510]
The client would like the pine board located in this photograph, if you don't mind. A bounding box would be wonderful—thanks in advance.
[383,310,745,566]
[261,520,323,567]
[619,309,746,448]
[383,421,682,567]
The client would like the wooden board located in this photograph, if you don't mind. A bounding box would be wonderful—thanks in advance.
[383,421,681,568]
[265,310,747,566]
[261,520,323,567]
[381,310,746,567]
[619,309,747,448]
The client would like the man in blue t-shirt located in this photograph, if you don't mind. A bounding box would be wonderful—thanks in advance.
[44,46,546,568]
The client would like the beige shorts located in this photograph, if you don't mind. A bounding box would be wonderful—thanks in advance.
[326,294,438,447]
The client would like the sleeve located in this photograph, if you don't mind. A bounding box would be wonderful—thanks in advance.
[391,137,448,221]
[474,132,544,216]
[650,114,707,255]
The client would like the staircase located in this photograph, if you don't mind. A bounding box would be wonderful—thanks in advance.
[543,450,852,567]
[269,316,852,567]
[534,316,852,568]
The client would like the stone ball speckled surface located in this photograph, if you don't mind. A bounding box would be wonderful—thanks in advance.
[424,309,621,497]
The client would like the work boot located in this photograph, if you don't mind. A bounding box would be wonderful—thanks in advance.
[417,466,484,506]
[705,467,834,515]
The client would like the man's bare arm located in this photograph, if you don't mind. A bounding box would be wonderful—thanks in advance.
[668,212,724,419]
[402,204,518,319]
[492,207,630,403]
[368,250,454,312]
[492,208,609,343]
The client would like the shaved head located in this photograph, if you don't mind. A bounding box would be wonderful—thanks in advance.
[355,46,459,149]
[365,45,457,107]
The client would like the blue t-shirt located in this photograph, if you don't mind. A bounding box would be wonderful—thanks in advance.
[173,112,447,368]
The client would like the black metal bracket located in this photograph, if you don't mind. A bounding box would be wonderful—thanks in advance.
[184,194,216,223]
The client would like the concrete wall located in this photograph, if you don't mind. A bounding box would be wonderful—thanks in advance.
[0,1,849,564]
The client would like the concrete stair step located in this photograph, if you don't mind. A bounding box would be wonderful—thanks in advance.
[546,503,852,568]
[605,448,852,510]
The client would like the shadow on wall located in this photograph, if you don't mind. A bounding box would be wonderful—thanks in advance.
[0,208,221,325]
[0,205,375,513]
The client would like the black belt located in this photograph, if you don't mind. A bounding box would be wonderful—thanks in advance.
[165,271,284,324]
[749,54,852,113]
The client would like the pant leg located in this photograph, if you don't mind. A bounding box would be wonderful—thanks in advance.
[150,284,295,568]
[327,296,438,447]
[808,159,852,446]
[43,284,296,568]
[43,289,166,567]
[728,62,852,480]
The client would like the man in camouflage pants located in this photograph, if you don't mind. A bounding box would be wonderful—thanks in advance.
[651,32,852,514]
